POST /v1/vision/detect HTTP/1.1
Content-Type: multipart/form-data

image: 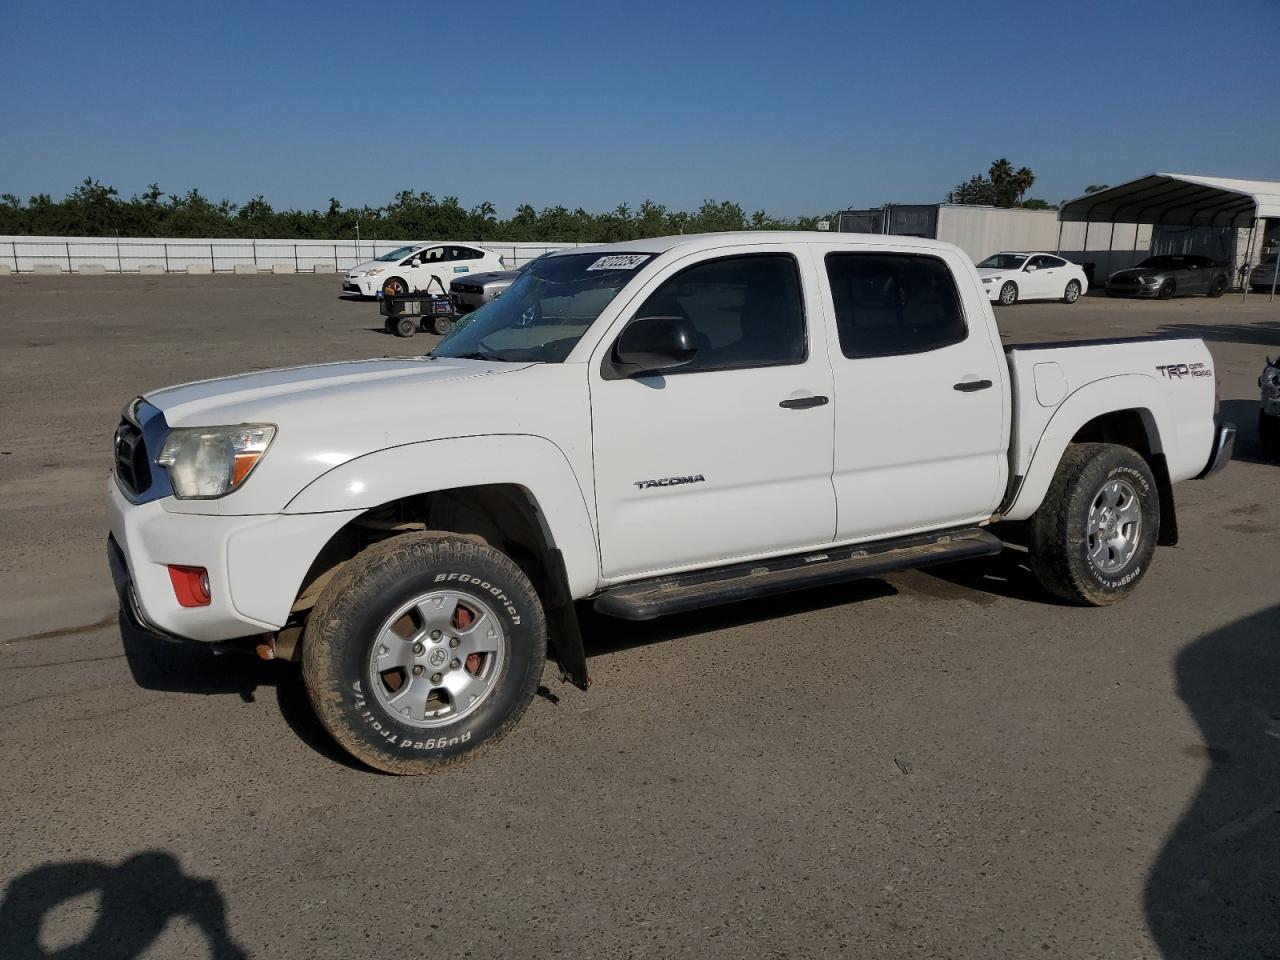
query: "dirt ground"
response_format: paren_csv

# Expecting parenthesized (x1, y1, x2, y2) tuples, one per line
(1, 273, 1278, 959)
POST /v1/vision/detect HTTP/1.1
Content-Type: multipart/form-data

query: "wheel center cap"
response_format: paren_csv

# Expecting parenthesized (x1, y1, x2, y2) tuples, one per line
(427, 647, 448, 669)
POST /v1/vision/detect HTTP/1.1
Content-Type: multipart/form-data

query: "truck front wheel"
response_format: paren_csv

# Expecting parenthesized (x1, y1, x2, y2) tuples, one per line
(1028, 443, 1159, 606)
(302, 533, 547, 774)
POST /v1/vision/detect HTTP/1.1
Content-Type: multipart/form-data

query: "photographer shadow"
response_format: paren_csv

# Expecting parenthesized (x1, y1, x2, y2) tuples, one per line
(0, 851, 248, 959)
(1145, 604, 1280, 957)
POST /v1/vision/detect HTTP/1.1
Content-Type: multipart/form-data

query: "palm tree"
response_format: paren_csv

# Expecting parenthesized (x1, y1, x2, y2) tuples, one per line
(1013, 167, 1035, 205)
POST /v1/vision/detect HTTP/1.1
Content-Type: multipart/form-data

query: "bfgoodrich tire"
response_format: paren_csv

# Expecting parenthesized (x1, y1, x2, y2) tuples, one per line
(302, 533, 547, 774)
(1028, 443, 1159, 606)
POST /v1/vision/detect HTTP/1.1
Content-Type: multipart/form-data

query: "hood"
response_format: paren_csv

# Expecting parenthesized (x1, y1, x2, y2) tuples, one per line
(976, 267, 1011, 280)
(452, 269, 518, 288)
(348, 256, 412, 276)
(146, 357, 527, 426)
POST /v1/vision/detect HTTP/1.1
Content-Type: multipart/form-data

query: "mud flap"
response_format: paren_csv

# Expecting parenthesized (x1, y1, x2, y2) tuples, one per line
(546, 548, 589, 690)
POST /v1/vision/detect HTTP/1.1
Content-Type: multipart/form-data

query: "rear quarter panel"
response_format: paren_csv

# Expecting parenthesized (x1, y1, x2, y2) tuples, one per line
(1003, 337, 1217, 521)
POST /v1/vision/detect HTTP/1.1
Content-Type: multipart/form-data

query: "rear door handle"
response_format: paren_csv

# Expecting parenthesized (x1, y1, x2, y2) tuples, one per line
(779, 395, 830, 409)
(953, 379, 993, 392)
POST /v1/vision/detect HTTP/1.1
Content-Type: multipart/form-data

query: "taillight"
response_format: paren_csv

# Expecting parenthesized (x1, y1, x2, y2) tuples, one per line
(168, 565, 211, 607)
(1215, 372, 1222, 416)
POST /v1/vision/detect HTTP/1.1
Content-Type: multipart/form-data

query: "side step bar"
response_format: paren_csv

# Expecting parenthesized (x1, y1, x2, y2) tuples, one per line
(593, 527, 1003, 621)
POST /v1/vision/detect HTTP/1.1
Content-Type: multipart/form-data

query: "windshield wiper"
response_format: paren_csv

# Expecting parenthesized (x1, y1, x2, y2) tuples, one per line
(439, 351, 509, 362)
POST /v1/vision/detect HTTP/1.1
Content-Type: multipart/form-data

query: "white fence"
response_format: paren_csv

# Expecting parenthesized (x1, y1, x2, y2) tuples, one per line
(0, 236, 588, 274)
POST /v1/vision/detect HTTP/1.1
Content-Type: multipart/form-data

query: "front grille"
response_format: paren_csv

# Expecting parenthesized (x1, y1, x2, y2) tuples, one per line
(453, 283, 483, 294)
(114, 416, 152, 497)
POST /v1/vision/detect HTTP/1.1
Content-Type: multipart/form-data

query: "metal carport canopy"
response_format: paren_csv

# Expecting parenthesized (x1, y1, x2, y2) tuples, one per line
(1058, 174, 1280, 227)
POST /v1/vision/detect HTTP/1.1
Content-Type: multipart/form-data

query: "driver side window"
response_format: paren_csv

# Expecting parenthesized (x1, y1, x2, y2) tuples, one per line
(631, 254, 807, 374)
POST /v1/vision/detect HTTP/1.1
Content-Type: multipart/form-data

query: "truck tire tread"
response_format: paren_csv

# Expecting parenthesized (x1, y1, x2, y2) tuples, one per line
(302, 532, 547, 775)
(1028, 442, 1159, 606)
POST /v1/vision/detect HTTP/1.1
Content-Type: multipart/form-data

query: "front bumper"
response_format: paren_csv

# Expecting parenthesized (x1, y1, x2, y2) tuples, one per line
(106, 474, 361, 643)
(342, 276, 381, 296)
(1196, 421, 1236, 479)
(1106, 282, 1162, 298)
(450, 289, 488, 312)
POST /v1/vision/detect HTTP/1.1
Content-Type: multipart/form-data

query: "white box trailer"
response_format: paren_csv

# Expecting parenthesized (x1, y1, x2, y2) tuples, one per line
(837, 203, 1154, 285)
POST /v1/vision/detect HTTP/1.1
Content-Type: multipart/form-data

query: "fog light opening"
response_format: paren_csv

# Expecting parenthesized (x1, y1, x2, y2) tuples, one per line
(168, 565, 212, 607)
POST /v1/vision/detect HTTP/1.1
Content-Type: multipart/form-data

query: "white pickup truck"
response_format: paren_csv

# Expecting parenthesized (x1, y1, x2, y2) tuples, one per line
(107, 232, 1234, 774)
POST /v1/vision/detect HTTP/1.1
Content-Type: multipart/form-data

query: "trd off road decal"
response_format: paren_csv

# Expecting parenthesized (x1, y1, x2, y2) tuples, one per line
(634, 474, 706, 490)
(1156, 361, 1212, 379)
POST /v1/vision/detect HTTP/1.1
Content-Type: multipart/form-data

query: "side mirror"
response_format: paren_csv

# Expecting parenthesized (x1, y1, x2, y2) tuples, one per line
(607, 316, 697, 379)
(1025, 264, 1038, 272)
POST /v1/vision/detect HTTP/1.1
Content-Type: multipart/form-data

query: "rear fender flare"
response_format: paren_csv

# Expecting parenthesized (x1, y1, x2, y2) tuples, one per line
(1005, 375, 1167, 522)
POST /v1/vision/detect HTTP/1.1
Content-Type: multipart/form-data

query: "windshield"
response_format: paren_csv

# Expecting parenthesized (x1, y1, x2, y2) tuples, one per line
(1138, 255, 1197, 269)
(375, 245, 418, 262)
(432, 252, 654, 363)
(978, 254, 1027, 270)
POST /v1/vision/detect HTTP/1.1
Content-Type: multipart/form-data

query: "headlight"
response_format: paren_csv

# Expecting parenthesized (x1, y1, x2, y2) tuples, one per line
(1142, 276, 1161, 284)
(156, 425, 276, 499)
(365, 268, 384, 276)
(1263, 366, 1280, 389)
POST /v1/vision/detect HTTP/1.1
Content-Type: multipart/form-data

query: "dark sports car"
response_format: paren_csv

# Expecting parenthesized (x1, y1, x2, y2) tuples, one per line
(1105, 254, 1229, 300)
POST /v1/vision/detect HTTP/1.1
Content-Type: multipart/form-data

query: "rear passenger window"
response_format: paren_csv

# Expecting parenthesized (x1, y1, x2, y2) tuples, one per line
(825, 253, 967, 359)
(450, 246, 483, 261)
(633, 254, 806, 372)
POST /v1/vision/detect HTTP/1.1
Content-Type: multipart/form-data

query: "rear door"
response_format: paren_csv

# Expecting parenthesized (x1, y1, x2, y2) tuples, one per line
(447, 245, 486, 278)
(589, 244, 837, 579)
(817, 246, 1009, 541)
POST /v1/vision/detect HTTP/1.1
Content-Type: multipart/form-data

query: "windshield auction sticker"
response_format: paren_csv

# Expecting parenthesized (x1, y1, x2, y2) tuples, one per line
(586, 254, 650, 271)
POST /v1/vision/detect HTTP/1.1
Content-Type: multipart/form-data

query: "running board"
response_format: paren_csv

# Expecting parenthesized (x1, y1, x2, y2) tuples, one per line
(593, 527, 1003, 621)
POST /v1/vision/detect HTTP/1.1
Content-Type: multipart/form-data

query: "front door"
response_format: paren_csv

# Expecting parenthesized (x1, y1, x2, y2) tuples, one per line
(816, 246, 1009, 541)
(590, 246, 837, 580)
(410, 246, 449, 294)
(1024, 254, 1059, 299)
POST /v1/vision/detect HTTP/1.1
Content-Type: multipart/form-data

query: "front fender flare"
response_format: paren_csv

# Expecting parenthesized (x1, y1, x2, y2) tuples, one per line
(283, 434, 600, 598)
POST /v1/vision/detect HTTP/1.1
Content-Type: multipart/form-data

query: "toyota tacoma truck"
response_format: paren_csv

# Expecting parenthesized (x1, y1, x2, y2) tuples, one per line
(107, 233, 1234, 774)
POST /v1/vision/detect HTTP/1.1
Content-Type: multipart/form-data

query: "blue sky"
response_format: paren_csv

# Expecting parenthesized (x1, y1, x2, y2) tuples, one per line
(1, 0, 1276, 217)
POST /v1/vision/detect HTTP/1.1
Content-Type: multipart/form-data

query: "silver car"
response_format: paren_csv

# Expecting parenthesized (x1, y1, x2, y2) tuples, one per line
(449, 252, 555, 313)
(1249, 253, 1278, 293)
(1105, 254, 1230, 299)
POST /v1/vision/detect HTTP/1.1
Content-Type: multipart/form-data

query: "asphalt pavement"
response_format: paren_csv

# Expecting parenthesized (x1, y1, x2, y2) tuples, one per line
(1, 274, 1278, 959)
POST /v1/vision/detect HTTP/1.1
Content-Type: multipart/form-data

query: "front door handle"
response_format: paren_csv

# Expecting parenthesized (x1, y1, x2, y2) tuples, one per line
(779, 395, 830, 409)
(953, 379, 993, 392)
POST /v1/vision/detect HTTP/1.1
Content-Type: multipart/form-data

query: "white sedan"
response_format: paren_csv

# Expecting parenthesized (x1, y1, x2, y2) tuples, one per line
(976, 252, 1088, 306)
(343, 243, 505, 297)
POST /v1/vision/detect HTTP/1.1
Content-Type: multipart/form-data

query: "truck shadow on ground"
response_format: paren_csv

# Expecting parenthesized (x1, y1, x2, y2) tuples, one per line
(0, 851, 249, 960)
(574, 579, 899, 658)
(118, 616, 363, 770)
(1157, 319, 1280, 348)
(1145, 603, 1280, 958)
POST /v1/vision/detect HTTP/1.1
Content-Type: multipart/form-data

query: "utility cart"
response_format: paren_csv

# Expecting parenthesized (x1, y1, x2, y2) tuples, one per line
(379, 292, 459, 338)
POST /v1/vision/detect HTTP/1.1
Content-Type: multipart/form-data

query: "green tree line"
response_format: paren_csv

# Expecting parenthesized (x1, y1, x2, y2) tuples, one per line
(0, 179, 835, 241)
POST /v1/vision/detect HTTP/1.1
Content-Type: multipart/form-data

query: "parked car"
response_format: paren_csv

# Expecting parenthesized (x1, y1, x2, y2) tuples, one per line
(342, 243, 504, 298)
(449, 252, 555, 313)
(1105, 254, 1229, 299)
(108, 232, 1232, 774)
(1260, 356, 1280, 458)
(976, 252, 1088, 305)
(1249, 253, 1278, 293)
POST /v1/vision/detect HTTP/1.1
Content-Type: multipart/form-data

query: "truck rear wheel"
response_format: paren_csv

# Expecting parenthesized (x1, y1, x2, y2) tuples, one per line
(1028, 443, 1159, 606)
(302, 533, 547, 774)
